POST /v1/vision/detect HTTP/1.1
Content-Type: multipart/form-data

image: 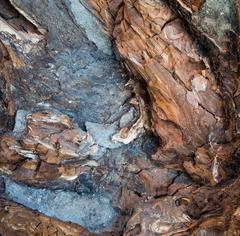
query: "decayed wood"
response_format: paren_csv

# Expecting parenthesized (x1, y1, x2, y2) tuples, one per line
(0, 198, 94, 236)
(0, 0, 240, 235)
(86, 0, 240, 185)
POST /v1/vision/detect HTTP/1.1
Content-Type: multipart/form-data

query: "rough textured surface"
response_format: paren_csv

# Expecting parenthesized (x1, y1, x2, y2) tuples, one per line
(86, 0, 240, 186)
(124, 177, 240, 235)
(0, 197, 94, 236)
(0, 0, 240, 235)
(0, 0, 133, 131)
(4, 178, 116, 233)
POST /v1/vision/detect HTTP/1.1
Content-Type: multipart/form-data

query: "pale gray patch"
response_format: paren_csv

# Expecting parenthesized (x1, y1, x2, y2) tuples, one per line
(120, 107, 136, 128)
(65, 0, 112, 55)
(192, 0, 236, 51)
(13, 109, 28, 137)
(86, 121, 122, 149)
(5, 178, 116, 233)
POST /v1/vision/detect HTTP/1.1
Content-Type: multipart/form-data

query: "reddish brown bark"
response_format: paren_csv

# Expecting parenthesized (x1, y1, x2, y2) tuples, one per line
(0, 0, 240, 235)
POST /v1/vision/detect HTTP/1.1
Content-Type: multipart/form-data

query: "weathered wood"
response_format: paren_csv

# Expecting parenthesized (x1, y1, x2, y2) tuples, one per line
(0, 0, 240, 235)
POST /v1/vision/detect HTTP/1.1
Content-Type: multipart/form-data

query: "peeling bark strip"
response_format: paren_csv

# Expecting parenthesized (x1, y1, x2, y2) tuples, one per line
(0, 0, 240, 235)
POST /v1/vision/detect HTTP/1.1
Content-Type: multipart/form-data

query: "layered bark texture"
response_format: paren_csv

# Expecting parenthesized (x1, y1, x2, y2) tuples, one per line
(86, 0, 239, 185)
(0, 0, 240, 235)
(0, 197, 93, 236)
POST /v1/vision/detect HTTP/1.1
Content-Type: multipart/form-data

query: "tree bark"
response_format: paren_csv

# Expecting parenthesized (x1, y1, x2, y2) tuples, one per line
(0, 0, 240, 235)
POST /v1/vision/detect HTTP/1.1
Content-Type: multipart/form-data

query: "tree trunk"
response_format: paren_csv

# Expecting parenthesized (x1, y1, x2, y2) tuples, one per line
(0, 0, 240, 235)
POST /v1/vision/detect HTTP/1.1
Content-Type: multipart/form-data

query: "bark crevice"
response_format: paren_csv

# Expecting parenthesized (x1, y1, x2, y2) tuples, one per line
(0, 0, 240, 235)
